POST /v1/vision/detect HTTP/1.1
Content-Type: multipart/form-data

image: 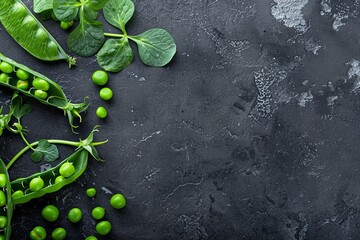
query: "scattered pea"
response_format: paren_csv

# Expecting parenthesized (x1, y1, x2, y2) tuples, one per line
(110, 193, 126, 209)
(0, 174, 6, 187)
(92, 70, 108, 85)
(29, 177, 44, 192)
(86, 187, 96, 197)
(30, 226, 46, 240)
(34, 90, 48, 100)
(96, 220, 112, 235)
(92, 207, 105, 220)
(67, 207, 82, 223)
(0, 62, 13, 73)
(0, 73, 9, 83)
(42, 205, 59, 222)
(16, 80, 29, 90)
(0, 216, 7, 228)
(16, 69, 29, 80)
(59, 162, 75, 178)
(99, 87, 113, 101)
(32, 78, 50, 91)
(96, 106, 107, 119)
(12, 190, 24, 198)
(55, 176, 65, 184)
(0, 190, 6, 207)
(85, 236, 97, 240)
(51, 227, 67, 240)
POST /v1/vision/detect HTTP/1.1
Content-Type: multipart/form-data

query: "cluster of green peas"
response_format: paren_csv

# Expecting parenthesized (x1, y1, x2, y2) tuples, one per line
(11, 162, 75, 200)
(0, 61, 50, 100)
(92, 70, 113, 119)
(29, 188, 126, 240)
(0, 174, 9, 239)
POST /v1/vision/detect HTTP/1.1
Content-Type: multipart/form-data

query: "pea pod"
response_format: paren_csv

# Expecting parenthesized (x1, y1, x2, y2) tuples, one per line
(0, 1, 75, 66)
(0, 158, 13, 240)
(11, 149, 88, 205)
(0, 53, 88, 131)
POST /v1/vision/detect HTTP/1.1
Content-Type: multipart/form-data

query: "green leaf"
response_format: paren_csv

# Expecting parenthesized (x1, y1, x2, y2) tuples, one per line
(97, 38, 134, 72)
(53, 0, 81, 22)
(130, 29, 176, 67)
(34, 0, 53, 13)
(31, 139, 59, 163)
(85, 0, 108, 10)
(10, 94, 32, 121)
(103, 0, 134, 33)
(67, 12, 105, 57)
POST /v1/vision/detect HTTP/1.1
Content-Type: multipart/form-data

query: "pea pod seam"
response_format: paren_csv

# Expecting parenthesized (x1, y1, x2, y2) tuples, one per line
(0, 158, 13, 240)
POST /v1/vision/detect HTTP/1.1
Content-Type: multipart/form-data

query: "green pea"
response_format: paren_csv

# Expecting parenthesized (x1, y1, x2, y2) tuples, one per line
(0, 190, 6, 207)
(85, 236, 97, 240)
(92, 70, 108, 85)
(42, 205, 59, 222)
(86, 187, 96, 197)
(16, 69, 30, 80)
(99, 87, 113, 101)
(67, 207, 82, 223)
(51, 227, 67, 240)
(0, 62, 13, 73)
(16, 80, 29, 90)
(0, 174, 6, 188)
(29, 177, 44, 192)
(30, 226, 46, 240)
(32, 78, 50, 91)
(0, 73, 9, 83)
(96, 220, 112, 235)
(0, 216, 7, 228)
(34, 90, 48, 100)
(59, 162, 75, 178)
(55, 175, 65, 184)
(60, 21, 74, 30)
(12, 190, 24, 199)
(110, 193, 126, 209)
(91, 206, 105, 220)
(96, 106, 108, 119)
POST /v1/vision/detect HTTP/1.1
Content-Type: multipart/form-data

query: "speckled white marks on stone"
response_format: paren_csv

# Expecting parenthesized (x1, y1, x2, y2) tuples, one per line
(346, 60, 360, 93)
(271, 0, 309, 32)
(298, 91, 313, 107)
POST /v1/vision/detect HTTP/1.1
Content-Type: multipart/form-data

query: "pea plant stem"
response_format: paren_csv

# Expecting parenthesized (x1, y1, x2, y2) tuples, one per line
(6, 139, 107, 170)
(104, 33, 125, 38)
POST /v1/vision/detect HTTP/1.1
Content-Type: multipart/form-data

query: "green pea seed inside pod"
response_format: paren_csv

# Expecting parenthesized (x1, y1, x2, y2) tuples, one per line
(32, 78, 50, 91)
(0, 73, 9, 83)
(16, 80, 29, 91)
(55, 175, 65, 184)
(59, 162, 75, 178)
(34, 90, 48, 100)
(0, 190, 6, 207)
(16, 69, 29, 80)
(0, 62, 13, 73)
(11, 190, 24, 199)
(0, 174, 6, 188)
(29, 177, 44, 192)
(0, 216, 7, 228)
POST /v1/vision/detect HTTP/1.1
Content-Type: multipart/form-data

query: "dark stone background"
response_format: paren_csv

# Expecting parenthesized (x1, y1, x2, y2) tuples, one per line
(1, 0, 360, 239)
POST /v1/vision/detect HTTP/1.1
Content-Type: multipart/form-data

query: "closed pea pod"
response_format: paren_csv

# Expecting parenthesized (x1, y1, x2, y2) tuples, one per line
(0, 158, 13, 240)
(11, 149, 89, 205)
(0, 1, 75, 66)
(0, 54, 88, 131)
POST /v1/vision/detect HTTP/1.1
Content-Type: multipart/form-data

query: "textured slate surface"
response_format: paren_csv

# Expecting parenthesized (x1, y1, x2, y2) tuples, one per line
(1, 0, 360, 239)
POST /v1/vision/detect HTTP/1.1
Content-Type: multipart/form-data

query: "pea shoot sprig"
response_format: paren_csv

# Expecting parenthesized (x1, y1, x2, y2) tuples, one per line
(34, 0, 176, 72)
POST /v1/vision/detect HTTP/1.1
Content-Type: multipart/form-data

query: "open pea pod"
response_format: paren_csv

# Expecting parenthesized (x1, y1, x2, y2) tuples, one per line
(0, 158, 13, 240)
(0, 0, 75, 66)
(11, 149, 88, 205)
(0, 53, 88, 131)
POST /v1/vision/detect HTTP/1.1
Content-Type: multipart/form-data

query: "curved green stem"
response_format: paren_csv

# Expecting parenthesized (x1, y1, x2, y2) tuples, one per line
(6, 139, 107, 170)
(104, 32, 125, 38)
(19, 131, 35, 151)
